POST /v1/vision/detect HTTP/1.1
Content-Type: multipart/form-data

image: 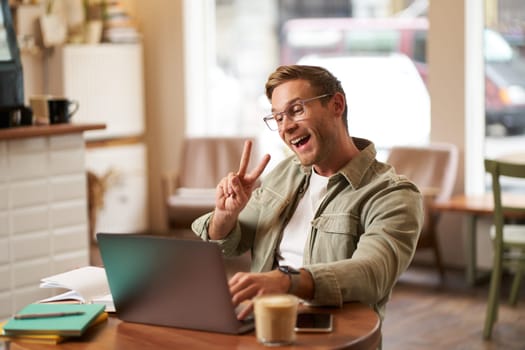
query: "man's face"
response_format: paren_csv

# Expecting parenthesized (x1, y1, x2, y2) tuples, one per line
(270, 79, 338, 168)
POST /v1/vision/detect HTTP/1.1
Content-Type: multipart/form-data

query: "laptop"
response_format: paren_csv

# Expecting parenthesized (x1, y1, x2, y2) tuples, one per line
(96, 233, 254, 334)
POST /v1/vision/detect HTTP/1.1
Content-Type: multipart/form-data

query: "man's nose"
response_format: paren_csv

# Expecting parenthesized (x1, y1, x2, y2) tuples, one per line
(280, 113, 297, 131)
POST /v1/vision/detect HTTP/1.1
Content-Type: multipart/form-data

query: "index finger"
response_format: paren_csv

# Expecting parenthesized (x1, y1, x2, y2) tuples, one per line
(245, 154, 271, 183)
(237, 140, 252, 177)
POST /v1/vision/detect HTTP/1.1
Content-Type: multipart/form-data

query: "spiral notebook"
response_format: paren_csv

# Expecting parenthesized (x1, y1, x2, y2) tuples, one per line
(96, 233, 254, 334)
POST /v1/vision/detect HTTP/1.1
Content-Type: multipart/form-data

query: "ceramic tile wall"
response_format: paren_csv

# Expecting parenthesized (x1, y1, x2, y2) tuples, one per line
(0, 133, 89, 319)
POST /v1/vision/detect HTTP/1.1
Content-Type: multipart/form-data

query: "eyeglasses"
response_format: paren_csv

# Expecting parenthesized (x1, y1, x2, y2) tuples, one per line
(263, 94, 332, 131)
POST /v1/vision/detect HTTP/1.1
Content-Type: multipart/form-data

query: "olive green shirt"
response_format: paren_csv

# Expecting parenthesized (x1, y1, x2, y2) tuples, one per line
(192, 138, 423, 318)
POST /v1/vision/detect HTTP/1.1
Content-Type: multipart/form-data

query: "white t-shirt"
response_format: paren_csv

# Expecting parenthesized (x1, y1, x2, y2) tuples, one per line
(279, 170, 329, 268)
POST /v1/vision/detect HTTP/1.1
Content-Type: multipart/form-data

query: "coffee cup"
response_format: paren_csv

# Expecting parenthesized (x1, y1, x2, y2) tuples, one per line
(253, 294, 299, 346)
(0, 105, 33, 128)
(30, 96, 79, 124)
(47, 98, 79, 124)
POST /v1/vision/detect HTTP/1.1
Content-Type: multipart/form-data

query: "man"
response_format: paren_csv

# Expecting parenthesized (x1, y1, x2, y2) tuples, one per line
(192, 65, 423, 320)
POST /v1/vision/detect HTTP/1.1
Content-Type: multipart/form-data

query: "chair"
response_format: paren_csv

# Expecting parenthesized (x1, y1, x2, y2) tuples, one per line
(162, 136, 257, 229)
(483, 159, 525, 339)
(386, 143, 459, 280)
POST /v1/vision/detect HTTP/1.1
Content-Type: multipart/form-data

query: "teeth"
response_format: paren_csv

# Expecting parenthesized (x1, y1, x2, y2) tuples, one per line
(291, 136, 307, 145)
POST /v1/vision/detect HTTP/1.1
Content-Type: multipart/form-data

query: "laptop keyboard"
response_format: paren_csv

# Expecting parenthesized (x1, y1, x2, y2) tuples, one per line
(235, 304, 254, 322)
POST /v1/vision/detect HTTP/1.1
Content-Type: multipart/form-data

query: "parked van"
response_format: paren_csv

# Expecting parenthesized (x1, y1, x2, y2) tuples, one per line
(282, 17, 525, 136)
(298, 53, 430, 150)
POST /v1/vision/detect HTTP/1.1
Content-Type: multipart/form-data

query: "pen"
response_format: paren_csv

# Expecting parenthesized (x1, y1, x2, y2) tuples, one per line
(14, 311, 85, 320)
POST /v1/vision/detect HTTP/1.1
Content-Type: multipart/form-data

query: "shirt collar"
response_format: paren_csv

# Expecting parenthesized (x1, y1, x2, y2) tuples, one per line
(294, 137, 377, 189)
(338, 137, 377, 189)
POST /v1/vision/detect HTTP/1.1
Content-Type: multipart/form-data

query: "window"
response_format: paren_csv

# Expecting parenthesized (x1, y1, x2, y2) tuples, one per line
(344, 30, 400, 53)
(484, 0, 525, 191)
(186, 0, 525, 186)
(186, 1, 431, 165)
(412, 30, 427, 63)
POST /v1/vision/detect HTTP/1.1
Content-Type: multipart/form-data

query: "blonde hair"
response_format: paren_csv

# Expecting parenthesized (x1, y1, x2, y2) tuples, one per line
(265, 65, 348, 130)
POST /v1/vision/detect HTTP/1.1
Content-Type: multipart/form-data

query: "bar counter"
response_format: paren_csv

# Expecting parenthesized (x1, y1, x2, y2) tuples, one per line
(0, 123, 106, 140)
(0, 122, 105, 321)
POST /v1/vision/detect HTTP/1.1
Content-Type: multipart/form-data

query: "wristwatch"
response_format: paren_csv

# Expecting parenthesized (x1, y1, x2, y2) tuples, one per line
(278, 265, 301, 294)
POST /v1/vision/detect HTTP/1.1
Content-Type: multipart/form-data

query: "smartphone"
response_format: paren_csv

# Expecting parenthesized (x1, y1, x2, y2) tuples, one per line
(294, 313, 333, 333)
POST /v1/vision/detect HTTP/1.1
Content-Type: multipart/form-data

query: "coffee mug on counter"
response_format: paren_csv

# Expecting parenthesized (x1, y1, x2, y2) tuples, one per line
(48, 98, 79, 124)
(30, 95, 79, 124)
(0, 105, 33, 128)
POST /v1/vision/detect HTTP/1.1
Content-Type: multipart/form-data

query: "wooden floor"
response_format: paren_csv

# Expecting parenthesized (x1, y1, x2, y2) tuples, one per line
(90, 240, 524, 349)
(383, 266, 525, 350)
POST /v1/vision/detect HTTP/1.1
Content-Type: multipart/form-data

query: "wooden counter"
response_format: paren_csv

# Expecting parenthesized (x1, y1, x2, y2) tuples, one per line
(0, 123, 106, 140)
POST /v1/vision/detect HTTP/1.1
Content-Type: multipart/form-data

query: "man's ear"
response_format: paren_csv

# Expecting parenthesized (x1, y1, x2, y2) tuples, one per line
(332, 92, 345, 116)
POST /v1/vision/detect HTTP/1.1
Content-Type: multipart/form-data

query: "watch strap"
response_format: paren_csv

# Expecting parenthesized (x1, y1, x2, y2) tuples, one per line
(278, 265, 301, 294)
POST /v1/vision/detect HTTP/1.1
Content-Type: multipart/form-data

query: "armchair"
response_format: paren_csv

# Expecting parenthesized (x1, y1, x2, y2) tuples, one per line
(163, 136, 257, 229)
(386, 143, 459, 280)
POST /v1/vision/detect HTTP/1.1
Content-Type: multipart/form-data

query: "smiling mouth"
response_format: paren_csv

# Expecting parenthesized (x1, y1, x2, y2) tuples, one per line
(290, 135, 310, 148)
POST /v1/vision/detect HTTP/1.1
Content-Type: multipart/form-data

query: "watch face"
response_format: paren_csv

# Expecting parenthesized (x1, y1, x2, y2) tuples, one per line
(279, 265, 300, 275)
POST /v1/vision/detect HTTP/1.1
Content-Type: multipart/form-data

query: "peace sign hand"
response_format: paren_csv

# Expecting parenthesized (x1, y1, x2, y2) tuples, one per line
(209, 140, 271, 240)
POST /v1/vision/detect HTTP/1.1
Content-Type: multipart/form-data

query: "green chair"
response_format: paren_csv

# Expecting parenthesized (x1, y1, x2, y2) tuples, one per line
(483, 159, 525, 339)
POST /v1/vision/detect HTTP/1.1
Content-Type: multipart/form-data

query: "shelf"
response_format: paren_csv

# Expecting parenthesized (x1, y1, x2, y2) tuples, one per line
(0, 123, 106, 140)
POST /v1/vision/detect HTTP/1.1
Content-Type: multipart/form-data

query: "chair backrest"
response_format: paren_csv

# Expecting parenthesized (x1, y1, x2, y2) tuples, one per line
(386, 143, 459, 203)
(485, 159, 525, 227)
(177, 136, 257, 188)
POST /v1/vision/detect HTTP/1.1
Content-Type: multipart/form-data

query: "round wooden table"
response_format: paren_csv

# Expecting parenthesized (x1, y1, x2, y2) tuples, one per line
(8, 302, 381, 350)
